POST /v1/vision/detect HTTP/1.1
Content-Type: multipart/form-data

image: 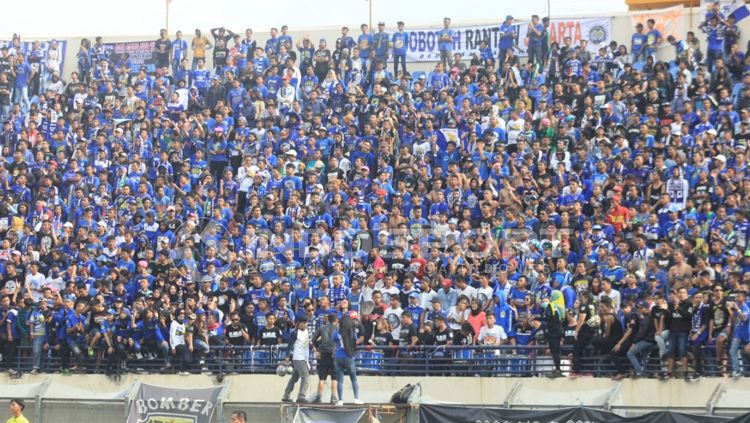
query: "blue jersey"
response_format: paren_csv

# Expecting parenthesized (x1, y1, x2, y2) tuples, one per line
(192, 68, 211, 89)
(392, 31, 409, 56)
(437, 28, 455, 52)
(172, 39, 188, 62)
(357, 34, 373, 59)
(66, 312, 87, 344)
(733, 303, 750, 341)
(631, 33, 647, 54)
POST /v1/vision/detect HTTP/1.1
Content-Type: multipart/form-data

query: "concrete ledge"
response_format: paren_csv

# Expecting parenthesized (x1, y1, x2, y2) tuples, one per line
(1, 374, 748, 409)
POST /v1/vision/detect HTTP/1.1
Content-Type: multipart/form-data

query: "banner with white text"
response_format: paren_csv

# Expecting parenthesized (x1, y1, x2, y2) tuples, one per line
(126, 383, 222, 423)
(0, 40, 67, 75)
(403, 17, 611, 62)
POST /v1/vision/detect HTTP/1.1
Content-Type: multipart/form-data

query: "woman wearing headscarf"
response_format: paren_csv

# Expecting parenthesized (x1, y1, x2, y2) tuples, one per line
(542, 290, 565, 378)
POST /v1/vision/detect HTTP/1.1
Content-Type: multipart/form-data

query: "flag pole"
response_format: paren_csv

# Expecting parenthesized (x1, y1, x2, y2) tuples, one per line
(369, 0, 373, 29)
(166, 0, 170, 34)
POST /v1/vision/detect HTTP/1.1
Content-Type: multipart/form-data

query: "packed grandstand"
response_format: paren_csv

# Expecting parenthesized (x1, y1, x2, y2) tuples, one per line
(0, 2, 749, 397)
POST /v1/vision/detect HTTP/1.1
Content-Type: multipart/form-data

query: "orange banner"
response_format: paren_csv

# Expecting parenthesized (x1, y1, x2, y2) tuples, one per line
(630, 5, 685, 46)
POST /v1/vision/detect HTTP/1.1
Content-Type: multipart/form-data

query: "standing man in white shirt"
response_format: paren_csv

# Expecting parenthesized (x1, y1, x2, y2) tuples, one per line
(282, 317, 311, 403)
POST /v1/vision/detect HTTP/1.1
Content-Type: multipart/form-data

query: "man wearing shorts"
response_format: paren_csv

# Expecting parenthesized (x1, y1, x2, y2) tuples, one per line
(311, 313, 338, 403)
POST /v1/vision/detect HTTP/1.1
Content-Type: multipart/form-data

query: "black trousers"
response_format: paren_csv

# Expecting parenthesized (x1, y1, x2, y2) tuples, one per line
(546, 335, 562, 371)
(572, 329, 593, 373)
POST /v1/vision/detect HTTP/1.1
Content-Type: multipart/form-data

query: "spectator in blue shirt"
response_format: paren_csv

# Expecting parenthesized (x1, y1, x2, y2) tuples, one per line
(391, 21, 409, 78)
(437, 17, 455, 69)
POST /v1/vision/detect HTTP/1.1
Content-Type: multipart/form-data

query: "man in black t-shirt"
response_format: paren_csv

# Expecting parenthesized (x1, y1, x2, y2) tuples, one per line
(431, 315, 453, 374)
(398, 311, 418, 348)
(257, 313, 282, 346)
(155, 29, 172, 69)
(225, 311, 250, 348)
(626, 300, 656, 377)
(666, 287, 693, 378)
(571, 291, 597, 376)
(708, 284, 731, 374)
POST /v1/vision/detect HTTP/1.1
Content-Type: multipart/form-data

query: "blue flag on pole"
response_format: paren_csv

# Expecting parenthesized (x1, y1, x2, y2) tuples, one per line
(729, 0, 750, 22)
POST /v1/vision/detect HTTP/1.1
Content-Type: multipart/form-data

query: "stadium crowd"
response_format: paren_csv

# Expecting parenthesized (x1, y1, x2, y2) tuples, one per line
(0, 2, 749, 385)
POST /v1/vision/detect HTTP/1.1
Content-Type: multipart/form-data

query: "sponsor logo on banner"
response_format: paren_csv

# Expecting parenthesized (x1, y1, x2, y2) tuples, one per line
(404, 17, 611, 62)
(630, 5, 685, 46)
(517, 18, 612, 49)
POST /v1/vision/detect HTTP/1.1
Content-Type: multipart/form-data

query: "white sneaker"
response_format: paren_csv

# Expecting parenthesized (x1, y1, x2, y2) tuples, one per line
(335, 400, 344, 407)
(353, 398, 364, 405)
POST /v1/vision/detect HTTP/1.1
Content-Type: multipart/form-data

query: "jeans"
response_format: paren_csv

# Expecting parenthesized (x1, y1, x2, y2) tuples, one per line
(14, 85, 29, 113)
(284, 359, 310, 401)
(439, 50, 451, 69)
(729, 337, 747, 373)
(667, 331, 688, 358)
(632, 49, 647, 63)
(627, 340, 655, 374)
(68, 340, 86, 366)
(32, 335, 45, 370)
(655, 330, 670, 358)
(393, 54, 406, 78)
(527, 44, 542, 66)
(334, 356, 359, 400)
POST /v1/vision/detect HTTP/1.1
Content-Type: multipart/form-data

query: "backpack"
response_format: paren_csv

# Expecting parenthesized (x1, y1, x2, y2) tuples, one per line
(390, 383, 421, 404)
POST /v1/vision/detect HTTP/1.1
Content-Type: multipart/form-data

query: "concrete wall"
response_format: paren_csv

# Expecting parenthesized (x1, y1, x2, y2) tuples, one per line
(46, 7, 750, 80)
(1, 373, 749, 422)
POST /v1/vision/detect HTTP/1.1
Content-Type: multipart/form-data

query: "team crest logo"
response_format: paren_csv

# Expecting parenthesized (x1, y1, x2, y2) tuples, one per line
(588, 25, 607, 45)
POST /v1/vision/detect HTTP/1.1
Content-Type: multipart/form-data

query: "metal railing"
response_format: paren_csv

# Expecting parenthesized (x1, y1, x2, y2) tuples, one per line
(5, 343, 745, 379)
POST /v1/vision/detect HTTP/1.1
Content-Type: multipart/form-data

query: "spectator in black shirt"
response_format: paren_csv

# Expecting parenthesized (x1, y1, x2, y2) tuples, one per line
(257, 313, 282, 346)
(667, 287, 692, 379)
(225, 311, 250, 348)
(627, 300, 656, 377)
(612, 301, 638, 380)
(708, 285, 731, 375)
(571, 291, 597, 377)
(541, 293, 564, 378)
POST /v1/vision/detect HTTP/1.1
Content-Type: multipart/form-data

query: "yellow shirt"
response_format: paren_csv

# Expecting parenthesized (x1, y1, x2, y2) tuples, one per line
(7, 415, 30, 423)
(191, 36, 210, 59)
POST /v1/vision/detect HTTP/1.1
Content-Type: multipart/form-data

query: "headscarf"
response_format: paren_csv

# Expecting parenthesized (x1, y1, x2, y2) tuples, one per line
(549, 290, 566, 321)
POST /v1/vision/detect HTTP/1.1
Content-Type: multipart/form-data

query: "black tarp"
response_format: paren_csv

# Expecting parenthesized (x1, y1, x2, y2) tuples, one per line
(419, 405, 747, 423)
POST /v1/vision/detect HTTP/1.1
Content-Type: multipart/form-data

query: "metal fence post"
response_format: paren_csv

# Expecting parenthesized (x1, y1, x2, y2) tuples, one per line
(124, 380, 142, 420)
(215, 381, 231, 423)
(34, 377, 52, 423)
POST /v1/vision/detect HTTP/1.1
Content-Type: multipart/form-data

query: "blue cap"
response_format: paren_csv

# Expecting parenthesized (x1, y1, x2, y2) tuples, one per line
(107, 308, 117, 315)
(685, 213, 698, 221)
(195, 308, 205, 315)
(409, 292, 420, 299)
(120, 308, 132, 318)
(64, 294, 76, 302)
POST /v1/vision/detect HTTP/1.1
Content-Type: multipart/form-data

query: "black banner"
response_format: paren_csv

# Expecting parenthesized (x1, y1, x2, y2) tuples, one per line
(419, 405, 747, 423)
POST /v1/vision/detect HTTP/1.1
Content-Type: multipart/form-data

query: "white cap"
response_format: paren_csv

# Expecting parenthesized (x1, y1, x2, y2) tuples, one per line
(287, 149, 297, 156)
(715, 154, 726, 163)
